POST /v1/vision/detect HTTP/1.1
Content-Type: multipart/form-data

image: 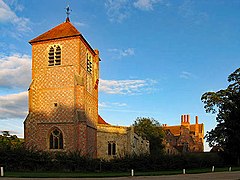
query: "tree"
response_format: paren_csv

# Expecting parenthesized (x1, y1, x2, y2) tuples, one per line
(0, 131, 22, 150)
(201, 68, 240, 165)
(133, 117, 165, 156)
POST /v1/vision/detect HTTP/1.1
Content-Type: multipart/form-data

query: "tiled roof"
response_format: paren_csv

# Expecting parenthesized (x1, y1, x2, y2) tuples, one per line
(98, 115, 109, 125)
(163, 123, 204, 136)
(29, 21, 81, 43)
(163, 125, 181, 136)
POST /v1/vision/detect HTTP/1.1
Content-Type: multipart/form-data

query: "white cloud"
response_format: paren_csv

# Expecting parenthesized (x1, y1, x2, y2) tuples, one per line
(105, 0, 130, 23)
(99, 102, 127, 108)
(0, 54, 31, 89)
(6, 0, 24, 12)
(133, 0, 161, 11)
(73, 21, 87, 27)
(0, 91, 28, 119)
(178, 0, 208, 24)
(99, 79, 157, 95)
(108, 48, 135, 59)
(180, 71, 195, 79)
(105, 0, 169, 22)
(0, 1, 31, 34)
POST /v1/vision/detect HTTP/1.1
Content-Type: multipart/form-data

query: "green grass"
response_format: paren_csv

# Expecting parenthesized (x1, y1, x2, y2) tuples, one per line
(5, 171, 130, 178)
(4, 167, 240, 178)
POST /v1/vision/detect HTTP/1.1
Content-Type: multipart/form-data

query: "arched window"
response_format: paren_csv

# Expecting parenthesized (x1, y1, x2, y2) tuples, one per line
(55, 46, 61, 65)
(48, 47, 54, 66)
(48, 45, 61, 66)
(108, 141, 116, 155)
(49, 128, 63, 149)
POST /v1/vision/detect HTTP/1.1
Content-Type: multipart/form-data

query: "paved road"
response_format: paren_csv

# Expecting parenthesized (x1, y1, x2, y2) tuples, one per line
(1, 171, 240, 180)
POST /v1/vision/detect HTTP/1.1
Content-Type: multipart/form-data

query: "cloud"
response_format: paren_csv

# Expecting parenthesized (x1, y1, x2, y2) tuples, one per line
(99, 79, 157, 95)
(0, 91, 28, 119)
(178, 0, 208, 24)
(73, 21, 87, 27)
(5, 0, 24, 12)
(0, 1, 31, 36)
(105, 0, 131, 23)
(133, 0, 161, 11)
(105, 0, 170, 22)
(0, 54, 31, 89)
(108, 48, 135, 59)
(99, 102, 127, 108)
(180, 71, 195, 79)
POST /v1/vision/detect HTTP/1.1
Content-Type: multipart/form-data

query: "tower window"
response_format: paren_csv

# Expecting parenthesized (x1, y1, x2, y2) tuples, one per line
(87, 53, 93, 74)
(48, 45, 61, 66)
(50, 128, 63, 149)
(48, 47, 54, 66)
(108, 141, 116, 155)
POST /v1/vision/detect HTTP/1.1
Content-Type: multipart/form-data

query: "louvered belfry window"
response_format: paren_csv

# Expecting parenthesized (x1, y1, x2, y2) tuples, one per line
(48, 45, 61, 66)
(87, 53, 93, 73)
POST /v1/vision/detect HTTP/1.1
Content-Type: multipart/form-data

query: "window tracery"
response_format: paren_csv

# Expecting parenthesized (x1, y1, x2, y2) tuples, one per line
(49, 128, 63, 149)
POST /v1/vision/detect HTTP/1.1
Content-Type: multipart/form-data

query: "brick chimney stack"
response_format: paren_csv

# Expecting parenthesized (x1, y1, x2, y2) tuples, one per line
(195, 116, 199, 135)
(195, 116, 199, 124)
(181, 114, 190, 129)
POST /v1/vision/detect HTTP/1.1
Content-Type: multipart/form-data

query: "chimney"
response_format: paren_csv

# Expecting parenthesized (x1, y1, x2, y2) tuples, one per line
(187, 114, 190, 123)
(184, 115, 187, 122)
(181, 115, 184, 123)
(195, 116, 199, 135)
(195, 116, 199, 124)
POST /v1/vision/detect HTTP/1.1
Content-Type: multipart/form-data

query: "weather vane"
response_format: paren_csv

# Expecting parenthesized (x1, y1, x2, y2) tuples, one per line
(65, 4, 72, 21)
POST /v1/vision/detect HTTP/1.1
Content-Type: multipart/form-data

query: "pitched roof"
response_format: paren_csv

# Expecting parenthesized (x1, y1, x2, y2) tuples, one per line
(163, 125, 181, 136)
(98, 115, 109, 125)
(29, 21, 81, 44)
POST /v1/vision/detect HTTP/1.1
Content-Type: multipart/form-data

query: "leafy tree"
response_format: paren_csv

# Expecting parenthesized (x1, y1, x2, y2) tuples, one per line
(0, 131, 23, 150)
(133, 117, 165, 156)
(201, 68, 240, 165)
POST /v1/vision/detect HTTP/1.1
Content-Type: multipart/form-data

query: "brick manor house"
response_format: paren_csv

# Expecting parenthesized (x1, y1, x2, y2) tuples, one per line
(24, 16, 204, 159)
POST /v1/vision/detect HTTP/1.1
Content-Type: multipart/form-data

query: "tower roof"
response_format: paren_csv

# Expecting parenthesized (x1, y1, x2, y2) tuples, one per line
(29, 21, 81, 44)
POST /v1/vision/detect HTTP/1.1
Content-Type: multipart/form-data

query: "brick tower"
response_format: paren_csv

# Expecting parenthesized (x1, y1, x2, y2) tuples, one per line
(24, 16, 100, 157)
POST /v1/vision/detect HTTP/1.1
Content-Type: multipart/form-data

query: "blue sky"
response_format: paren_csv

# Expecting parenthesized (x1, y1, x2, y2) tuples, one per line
(0, 0, 239, 151)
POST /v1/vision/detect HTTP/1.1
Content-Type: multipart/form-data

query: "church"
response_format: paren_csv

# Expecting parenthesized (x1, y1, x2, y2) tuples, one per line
(24, 10, 204, 159)
(24, 14, 149, 159)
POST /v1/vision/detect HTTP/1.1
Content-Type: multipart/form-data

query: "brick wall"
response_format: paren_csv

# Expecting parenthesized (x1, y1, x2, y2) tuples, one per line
(25, 34, 99, 154)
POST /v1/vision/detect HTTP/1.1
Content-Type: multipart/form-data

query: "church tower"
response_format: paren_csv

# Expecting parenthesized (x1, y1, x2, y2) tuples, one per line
(24, 14, 100, 157)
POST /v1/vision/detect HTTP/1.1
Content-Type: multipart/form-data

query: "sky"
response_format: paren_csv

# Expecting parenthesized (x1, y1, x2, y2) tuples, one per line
(0, 0, 239, 151)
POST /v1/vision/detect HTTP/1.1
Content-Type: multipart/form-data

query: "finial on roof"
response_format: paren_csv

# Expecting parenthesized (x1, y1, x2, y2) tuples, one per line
(65, 5, 72, 22)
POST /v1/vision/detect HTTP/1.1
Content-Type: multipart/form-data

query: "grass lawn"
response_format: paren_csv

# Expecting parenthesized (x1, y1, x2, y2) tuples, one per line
(4, 167, 240, 178)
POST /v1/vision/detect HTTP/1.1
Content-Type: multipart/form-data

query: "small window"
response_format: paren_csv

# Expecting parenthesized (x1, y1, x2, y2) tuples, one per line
(108, 141, 116, 155)
(48, 47, 54, 66)
(87, 53, 93, 74)
(50, 128, 63, 149)
(48, 45, 61, 66)
(55, 46, 61, 65)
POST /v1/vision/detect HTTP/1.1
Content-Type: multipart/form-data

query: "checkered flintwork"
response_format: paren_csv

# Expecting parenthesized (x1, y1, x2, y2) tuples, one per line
(24, 19, 149, 159)
(24, 21, 99, 157)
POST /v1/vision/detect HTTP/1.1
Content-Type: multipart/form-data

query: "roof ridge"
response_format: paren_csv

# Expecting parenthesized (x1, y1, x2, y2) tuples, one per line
(29, 21, 81, 44)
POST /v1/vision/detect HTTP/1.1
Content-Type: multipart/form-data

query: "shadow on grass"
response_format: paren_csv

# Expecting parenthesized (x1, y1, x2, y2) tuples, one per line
(5, 167, 240, 178)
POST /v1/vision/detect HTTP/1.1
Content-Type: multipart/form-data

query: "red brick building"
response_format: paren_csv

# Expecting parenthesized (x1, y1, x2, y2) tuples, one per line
(163, 115, 204, 154)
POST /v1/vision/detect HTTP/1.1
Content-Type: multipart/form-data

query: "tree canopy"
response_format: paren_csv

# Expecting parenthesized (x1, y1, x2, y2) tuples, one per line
(0, 131, 23, 150)
(201, 68, 240, 165)
(133, 117, 165, 156)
